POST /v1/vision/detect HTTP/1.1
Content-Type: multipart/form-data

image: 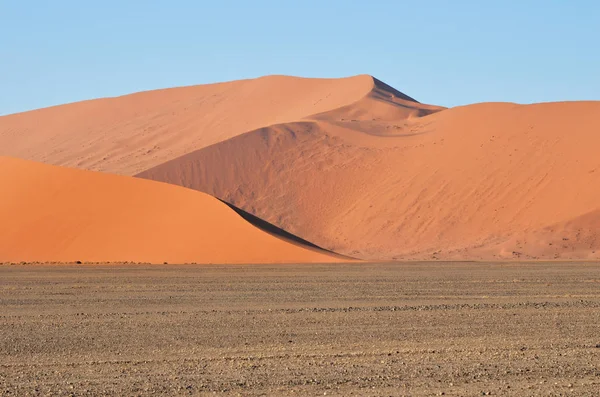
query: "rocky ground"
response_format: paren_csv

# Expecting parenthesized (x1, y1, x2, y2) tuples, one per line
(1, 262, 599, 396)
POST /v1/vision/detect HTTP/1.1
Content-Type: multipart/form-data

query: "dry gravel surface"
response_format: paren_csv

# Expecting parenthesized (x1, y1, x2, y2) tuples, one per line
(1, 262, 599, 396)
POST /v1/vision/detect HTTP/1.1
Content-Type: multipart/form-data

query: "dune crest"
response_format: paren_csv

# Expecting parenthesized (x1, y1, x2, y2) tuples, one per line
(0, 75, 383, 175)
(0, 157, 341, 264)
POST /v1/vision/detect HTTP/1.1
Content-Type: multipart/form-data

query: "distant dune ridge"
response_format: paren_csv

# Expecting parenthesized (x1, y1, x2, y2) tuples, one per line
(1, 75, 600, 262)
(0, 75, 378, 175)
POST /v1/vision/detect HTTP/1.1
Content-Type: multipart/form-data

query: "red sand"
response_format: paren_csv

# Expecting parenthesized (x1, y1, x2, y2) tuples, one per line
(137, 82, 600, 260)
(0, 75, 377, 175)
(0, 157, 339, 264)
(2, 75, 600, 261)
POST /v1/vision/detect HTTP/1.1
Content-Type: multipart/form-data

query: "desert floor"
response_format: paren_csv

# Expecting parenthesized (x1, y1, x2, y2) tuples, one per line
(1, 262, 599, 396)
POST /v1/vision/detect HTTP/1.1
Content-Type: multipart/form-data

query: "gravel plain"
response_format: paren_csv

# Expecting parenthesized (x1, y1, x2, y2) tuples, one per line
(1, 262, 599, 396)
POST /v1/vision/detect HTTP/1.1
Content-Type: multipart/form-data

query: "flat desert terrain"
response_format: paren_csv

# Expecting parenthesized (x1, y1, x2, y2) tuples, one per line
(1, 262, 599, 396)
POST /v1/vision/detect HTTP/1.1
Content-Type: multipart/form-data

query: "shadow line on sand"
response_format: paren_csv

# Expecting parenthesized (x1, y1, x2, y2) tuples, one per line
(218, 199, 356, 261)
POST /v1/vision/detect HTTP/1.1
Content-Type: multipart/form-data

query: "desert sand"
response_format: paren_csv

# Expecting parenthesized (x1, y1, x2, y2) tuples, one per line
(1, 75, 600, 262)
(0, 75, 379, 175)
(0, 157, 339, 264)
(139, 99, 600, 260)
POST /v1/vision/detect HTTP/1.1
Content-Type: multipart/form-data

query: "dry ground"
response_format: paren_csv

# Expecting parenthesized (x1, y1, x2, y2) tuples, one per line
(1, 262, 599, 396)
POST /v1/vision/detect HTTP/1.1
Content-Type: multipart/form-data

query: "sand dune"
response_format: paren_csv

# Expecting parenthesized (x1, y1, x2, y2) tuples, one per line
(0, 75, 378, 175)
(2, 74, 600, 261)
(0, 157, 340, 264)
(138, 100, 600, 260)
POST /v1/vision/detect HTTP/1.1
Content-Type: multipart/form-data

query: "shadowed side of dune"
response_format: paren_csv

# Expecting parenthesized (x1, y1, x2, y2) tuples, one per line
(218, 198, 354, 260)
(372, 77, 420, 102)
(308, 76, 445, 132)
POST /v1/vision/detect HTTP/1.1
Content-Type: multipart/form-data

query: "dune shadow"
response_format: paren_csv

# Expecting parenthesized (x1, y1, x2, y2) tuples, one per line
(218, 199, 354, 260)
(372, 77, 420, 103)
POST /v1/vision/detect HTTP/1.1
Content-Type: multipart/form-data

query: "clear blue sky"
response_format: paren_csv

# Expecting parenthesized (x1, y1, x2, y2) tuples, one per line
(2, 1, 599, 115)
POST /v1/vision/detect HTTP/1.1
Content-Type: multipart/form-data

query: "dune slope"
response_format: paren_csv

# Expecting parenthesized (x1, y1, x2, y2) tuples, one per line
(4, 74, 599, 261)
(0, 157, 340, 264)
(0, 75, 382, 175)
(138, 100, 600, 260)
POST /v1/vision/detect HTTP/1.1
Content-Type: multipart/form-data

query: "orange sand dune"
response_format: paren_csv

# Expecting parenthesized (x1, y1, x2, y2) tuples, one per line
(138, 99, 600, 260)
(3, 74, 600, 261)
(0, 75, 386, 175)
(0, 157, 341, 264)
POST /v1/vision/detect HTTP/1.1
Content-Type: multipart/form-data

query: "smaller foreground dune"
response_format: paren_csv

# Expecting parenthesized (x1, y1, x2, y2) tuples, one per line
(0, 157, 340, 264)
